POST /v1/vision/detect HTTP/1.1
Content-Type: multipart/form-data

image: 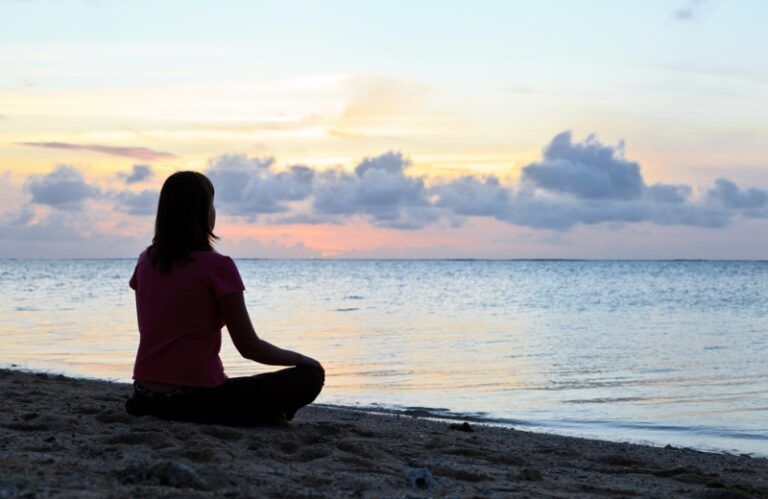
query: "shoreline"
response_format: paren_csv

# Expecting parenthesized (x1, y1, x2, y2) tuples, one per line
(6, 363, 764, 459)
(1, 368, 767, 497)
(316, 403, 768, 459)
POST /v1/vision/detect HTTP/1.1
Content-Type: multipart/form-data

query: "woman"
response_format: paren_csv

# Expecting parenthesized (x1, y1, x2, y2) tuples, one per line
(125, 171, 324, 426)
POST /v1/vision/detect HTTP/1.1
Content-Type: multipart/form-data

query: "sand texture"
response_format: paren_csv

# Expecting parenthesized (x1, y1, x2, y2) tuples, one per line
(0, 368, 766, 498)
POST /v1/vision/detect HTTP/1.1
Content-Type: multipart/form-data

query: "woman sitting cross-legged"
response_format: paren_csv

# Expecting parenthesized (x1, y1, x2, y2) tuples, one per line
(125, 171, 324, 426)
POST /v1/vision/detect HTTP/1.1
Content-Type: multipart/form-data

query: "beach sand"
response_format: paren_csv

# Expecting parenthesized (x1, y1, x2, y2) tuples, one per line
(1, 369, 766, 498)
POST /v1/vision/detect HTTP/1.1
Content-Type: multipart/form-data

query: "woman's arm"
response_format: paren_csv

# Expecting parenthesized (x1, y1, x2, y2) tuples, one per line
(219, 291, 323, 371)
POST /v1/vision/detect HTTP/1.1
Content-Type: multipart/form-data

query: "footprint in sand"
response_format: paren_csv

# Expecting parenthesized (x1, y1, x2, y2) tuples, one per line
(74, 406, 102, 415)
(309, 421, 356, 436)
(299, 475, 333, 487)
(2, 422, 50, 432)
(444, 445, 487, 459)
(335, 441, 379, 459)
(95, 412, 134, 424)
(352, 427, 376, 438)
(299, 431, 328, 446)
(180, 446, 219, 463)
(485, 452, 527, 467)
(334, 453, 376, 469)
(596, 454, 648, 468)
(432, 464, 492, 483)
(21, 445, 60, 453)
(294, 445, 332, 462)
(103, 432, 151, 445)
(445, 446, 527, 466)
(199, 426, 243, 441)
(277, 440, 300, 454)
(91, 395, 125, 403)
(149, 436, 176, 449)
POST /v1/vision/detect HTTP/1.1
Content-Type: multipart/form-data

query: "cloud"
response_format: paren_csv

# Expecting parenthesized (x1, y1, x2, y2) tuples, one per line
(114, 189, 158, 216)
(497, 195, 730, 230)
(24, 165, 99, 210)
(198, 133, 768, 231)
(203, 151, 439, 229)
(433, 132, 761, 230)
(19, 142, 176, 160)
(3, 203, 35, 226)
(118, 164, 154, 184)
(521, 131, 644, 200)
(204, 154, 314, 216)
(6, 131, 768, 239)
(433, 176, 510, 217)
(312, 152, 438, 229)
(0, 209, 86, 242)
(672, 0, 710, 21)
(0, 205, 143, 258)
(707, 178, 768, 218)
(646, 183, 692, 204)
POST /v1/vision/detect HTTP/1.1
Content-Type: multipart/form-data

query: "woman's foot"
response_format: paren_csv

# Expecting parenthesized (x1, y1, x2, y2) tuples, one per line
(266, 413, 292, 428)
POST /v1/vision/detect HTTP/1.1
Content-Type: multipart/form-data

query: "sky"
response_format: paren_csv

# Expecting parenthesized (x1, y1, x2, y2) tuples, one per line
(1, 0, 767, 258)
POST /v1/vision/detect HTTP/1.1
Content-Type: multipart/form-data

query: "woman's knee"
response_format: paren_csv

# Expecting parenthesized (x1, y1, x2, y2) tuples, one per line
(296, 364, 324, 397)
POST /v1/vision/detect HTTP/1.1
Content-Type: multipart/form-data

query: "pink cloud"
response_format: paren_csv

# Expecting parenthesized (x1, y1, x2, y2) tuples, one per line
(19, 142, 176, 161)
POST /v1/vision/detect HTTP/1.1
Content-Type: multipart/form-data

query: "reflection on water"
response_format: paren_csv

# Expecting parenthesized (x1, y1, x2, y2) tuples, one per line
(1, 259, 767, 455)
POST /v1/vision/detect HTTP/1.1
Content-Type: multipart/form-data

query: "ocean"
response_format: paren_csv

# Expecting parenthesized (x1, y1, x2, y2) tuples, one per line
(1, 259, 766, 455)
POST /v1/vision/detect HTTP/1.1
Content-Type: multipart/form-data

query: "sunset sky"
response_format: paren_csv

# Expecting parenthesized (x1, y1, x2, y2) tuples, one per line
(1, 0, 767, 258)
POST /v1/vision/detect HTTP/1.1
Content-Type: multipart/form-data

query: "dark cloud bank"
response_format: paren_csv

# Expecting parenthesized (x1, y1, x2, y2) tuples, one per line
(7, 132, 768, 234)
(202, 131, 768, 231)
(24, 165, 100, 210)
(19, 164, 158, 217)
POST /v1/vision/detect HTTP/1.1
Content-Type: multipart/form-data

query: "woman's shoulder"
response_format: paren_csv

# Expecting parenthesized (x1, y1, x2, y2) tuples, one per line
(191, 250, 235, 263)
(191, 250, 239, 274)
(135, 248, 150, 265)
(192, 251, 245, 294)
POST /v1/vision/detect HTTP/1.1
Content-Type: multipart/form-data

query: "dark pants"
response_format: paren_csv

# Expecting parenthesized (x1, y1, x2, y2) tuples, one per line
(125, 365, 324, 426)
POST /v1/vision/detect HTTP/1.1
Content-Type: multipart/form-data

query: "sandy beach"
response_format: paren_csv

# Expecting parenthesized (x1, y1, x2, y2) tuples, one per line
(1, 368, 766, 498)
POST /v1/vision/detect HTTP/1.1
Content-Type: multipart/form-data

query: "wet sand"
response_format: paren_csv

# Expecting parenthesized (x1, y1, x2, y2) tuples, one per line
(1, 368, 766, 498)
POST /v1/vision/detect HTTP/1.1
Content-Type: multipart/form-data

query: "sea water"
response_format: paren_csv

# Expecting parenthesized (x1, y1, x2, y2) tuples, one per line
(1, 259, 766, 455)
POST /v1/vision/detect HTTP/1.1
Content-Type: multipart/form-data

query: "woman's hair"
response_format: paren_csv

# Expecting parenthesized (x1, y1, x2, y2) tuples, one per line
(148, 171, 218, 273)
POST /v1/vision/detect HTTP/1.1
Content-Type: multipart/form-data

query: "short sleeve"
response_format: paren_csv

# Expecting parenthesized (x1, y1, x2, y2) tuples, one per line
(209, 256, 245, 298)
(129, 251, 146, 290)
(129, 265, 138, 290)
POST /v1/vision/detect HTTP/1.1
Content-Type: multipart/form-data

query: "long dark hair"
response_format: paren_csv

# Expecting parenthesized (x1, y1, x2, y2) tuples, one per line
(149, 171, 218, 273)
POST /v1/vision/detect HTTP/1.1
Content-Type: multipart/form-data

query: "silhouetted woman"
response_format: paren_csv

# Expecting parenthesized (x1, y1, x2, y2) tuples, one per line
(125, 171, 324, 425)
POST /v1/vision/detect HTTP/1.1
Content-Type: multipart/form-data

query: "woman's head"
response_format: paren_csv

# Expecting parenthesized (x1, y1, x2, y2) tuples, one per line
(149, 171, 218, 272)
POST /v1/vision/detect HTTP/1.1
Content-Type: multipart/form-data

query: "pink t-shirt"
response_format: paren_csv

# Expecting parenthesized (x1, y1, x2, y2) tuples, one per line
(129, 249, 245, 387)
